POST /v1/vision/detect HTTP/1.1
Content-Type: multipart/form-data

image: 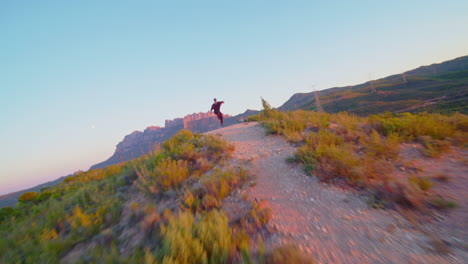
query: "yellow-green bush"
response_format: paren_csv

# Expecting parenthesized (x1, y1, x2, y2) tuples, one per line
(66, 206, 94, 228)
(202, 194, 222, 210)
(156, 159, 190, 190)
(362, 130, 400, 160)
(305, 130, 345, 149)
(162, 129, 194, 158)
(242, 201, 273, 231)
(0, 207, 17, 222)
(198, 134, 234, 161)
(316, 144, 361, 182)
(430, 197, 459, 209)
(136, 158, 190, 193)
(408, 176, 434, 191)
(35, 190, 57, 202)
(418, 136, 451, 157)
(160, 210, 233, 264)
(370, 112, 459, 141)
(201, 168, 248, 201)
(266, 244, 314, 264)
(18, 191, 38, 202)
(358, 157, 394, 180)
(331, 112, 361, 132)
(63, 166, 119, 185)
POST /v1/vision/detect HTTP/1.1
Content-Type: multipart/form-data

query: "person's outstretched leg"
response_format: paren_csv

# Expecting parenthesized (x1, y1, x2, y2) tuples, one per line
(218, 112, 224, 126)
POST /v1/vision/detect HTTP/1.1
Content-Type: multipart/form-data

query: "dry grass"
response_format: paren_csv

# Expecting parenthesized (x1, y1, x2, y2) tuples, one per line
(256, 99, 468, 210)
(266, 244, 315, 264)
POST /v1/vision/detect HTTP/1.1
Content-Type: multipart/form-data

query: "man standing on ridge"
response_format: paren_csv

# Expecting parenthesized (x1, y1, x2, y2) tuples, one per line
(210, 98, 224, 126)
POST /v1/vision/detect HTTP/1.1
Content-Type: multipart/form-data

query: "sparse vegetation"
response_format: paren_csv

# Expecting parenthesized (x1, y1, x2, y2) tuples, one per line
(430, 197, 459, 209)
(257, 98, 468, 209)
(0, 129, 278, 263)
(408, 176, 434, 191)
(417, 136, 452, 157)
(266, 244, 315, 264)
(159, 210, 233, 264)
(18, 191, 38, 203)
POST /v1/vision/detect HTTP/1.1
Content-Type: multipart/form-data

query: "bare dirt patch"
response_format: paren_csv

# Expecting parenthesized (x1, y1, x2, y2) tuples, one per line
(394, 144, 468, 258)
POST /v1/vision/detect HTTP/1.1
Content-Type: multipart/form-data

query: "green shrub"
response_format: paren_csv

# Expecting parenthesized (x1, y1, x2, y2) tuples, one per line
(352, 157, 394, 183)
(0, 207, 17, 222)
(201, 167, 248, 201)
(417, 136, 451, 157)
(18, 191, 38, 203)
(266, 244, 314, 264)
(362, 130, 400, 160)
(160, 210, 233, 264)
(242, 201, 273, 231)
(35, 190, 56, 202)
(156, 159, 190, 190)
(63, 176, 76, 183)
(284, 131, 303, 143)
(199, 134, 234, 161)
(181, 190, 197, 210)
(313, 143, 361, 182)
(104, 163, 124, 176)
(137, 132, 235, 195)
(370, 112, 458, 141)
(162, 129, 194, 158)
(202, 194, 221, 210)
(430, 197, 459, 209)
(408, 176, 434, 191)
(304, 130, 344, 149)
(331, 112, 361, 132)
(260, 97, 278, 120)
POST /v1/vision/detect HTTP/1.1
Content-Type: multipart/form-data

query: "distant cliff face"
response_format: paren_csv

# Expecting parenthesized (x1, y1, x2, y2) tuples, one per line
(90, 112, 234, 170)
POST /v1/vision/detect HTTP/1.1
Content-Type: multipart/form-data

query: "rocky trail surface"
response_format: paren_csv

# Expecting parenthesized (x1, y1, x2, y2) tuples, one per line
(207, 122, 466, 264)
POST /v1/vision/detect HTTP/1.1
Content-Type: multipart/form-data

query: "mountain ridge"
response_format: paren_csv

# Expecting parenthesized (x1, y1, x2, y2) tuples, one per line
(279, 55, 468, 114)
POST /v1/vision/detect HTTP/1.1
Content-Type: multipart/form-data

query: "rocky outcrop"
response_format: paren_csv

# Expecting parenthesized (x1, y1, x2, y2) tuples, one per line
(165, 118, 183, 128)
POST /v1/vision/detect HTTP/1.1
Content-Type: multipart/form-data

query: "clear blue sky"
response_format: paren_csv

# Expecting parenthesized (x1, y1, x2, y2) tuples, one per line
(1, 0, 467, 195)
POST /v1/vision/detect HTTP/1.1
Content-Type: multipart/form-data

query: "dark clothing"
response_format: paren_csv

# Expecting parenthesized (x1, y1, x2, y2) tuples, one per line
(215, 111, 223, 126)
(211, 101, 224, 126)
(211, 101, 224, 114)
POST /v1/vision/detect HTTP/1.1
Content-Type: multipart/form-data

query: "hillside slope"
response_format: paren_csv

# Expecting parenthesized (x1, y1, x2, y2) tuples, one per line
(0, 129, 273, 263)
(0, 176, 67, 208)
(1, 116, 466, 263)
(279, 55, 468, 114)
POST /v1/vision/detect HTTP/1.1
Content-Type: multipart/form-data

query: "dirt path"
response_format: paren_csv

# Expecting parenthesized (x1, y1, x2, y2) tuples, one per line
(207, 122, 466, 264)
